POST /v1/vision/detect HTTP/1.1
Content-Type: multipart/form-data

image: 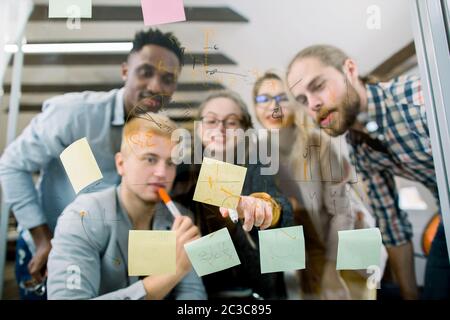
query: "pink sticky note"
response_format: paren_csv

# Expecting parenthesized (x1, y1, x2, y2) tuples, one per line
(140, 0, 186, 26)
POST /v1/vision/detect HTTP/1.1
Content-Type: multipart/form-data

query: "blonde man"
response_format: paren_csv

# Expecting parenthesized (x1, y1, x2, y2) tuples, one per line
(47, 113, 206, 300)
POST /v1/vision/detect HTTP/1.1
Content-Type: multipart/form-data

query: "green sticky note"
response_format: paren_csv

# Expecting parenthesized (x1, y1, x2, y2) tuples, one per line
(336, 228, 382, 270)
(49, 0, 92, 18)
(184, 227, 240, 277)
(259, 226, 305, 274)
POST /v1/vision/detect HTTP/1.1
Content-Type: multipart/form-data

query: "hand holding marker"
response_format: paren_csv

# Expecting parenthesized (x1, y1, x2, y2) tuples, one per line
(158, 187, 238, 223)
(158, 188, 181, 218)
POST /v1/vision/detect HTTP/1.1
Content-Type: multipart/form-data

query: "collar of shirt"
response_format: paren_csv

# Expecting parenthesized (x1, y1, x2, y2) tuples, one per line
(115, 184, 131, 227)
(346, 83, 389, 152)
(112, 87, 125, 126)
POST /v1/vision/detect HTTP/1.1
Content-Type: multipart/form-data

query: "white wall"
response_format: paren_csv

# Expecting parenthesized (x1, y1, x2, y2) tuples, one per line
(1, 0, 414, 153)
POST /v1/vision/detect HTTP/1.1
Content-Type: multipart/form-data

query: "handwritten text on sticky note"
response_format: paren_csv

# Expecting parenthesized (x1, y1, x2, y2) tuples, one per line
(184, 227, 240, 277)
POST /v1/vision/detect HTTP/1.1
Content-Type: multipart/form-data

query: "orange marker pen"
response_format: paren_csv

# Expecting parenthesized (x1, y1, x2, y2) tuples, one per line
(158, 188, 181, 218)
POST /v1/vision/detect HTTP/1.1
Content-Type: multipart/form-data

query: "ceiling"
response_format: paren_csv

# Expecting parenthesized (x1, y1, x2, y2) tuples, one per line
(1, 0, 415, 152)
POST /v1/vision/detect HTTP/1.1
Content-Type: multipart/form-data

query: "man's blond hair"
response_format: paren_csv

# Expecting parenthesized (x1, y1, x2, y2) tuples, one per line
(122, 112, 178, 153)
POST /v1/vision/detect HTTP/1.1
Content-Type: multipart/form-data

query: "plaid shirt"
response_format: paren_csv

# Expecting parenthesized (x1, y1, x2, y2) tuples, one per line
(346, 75, 438, 247)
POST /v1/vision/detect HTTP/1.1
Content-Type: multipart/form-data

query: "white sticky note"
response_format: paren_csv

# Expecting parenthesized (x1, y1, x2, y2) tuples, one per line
(49, 0, 92, 18)
(60, 137, 103, 194)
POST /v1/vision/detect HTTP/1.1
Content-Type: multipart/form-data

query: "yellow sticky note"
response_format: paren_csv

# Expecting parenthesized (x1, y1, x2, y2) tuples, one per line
(59, 137, 103, 194)
(193, 157, 247, 209)
(128, 230, 176, 276)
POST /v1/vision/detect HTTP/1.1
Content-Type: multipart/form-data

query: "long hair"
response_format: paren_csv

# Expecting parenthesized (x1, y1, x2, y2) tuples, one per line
(287, 44, 350, 76)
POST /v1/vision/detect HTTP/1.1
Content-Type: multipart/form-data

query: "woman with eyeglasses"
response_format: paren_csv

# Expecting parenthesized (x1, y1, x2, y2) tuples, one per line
(172, 90, 294, 299)
(252, 71, 382, 300)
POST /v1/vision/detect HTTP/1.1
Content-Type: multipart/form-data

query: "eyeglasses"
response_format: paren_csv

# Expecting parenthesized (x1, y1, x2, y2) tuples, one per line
(255, 94, 289, 108)
(200, 115, 243, 129)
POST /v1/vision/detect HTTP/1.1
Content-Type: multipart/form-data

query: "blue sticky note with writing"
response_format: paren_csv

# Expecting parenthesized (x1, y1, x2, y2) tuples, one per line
(49, 0, 92, 18)
(184, 227, 240, 277)
(336, 228, 382, 270)
(259, 226, 305, 273)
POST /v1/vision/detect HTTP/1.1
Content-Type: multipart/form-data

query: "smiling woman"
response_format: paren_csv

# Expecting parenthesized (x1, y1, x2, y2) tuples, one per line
(171, 90, 294, 299)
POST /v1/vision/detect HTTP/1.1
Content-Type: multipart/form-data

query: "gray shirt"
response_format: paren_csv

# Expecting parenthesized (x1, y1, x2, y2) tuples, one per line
(47, 186, 207, 300)
(0, 89, 125, 233)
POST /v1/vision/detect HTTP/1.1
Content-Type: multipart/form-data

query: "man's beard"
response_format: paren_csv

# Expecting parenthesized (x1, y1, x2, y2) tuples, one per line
(126, 93, 171, 122)
(136, 92, 167, 113)
(318, 82, 361, 137)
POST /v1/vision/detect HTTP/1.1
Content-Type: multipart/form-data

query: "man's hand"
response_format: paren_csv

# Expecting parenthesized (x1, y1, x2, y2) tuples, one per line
(354, 211, 367, 229)
(143, 216, 200, 300)
(219, 196, 273, 232)
(171, 216, 200, 277)
(28, 224, 52, 283)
